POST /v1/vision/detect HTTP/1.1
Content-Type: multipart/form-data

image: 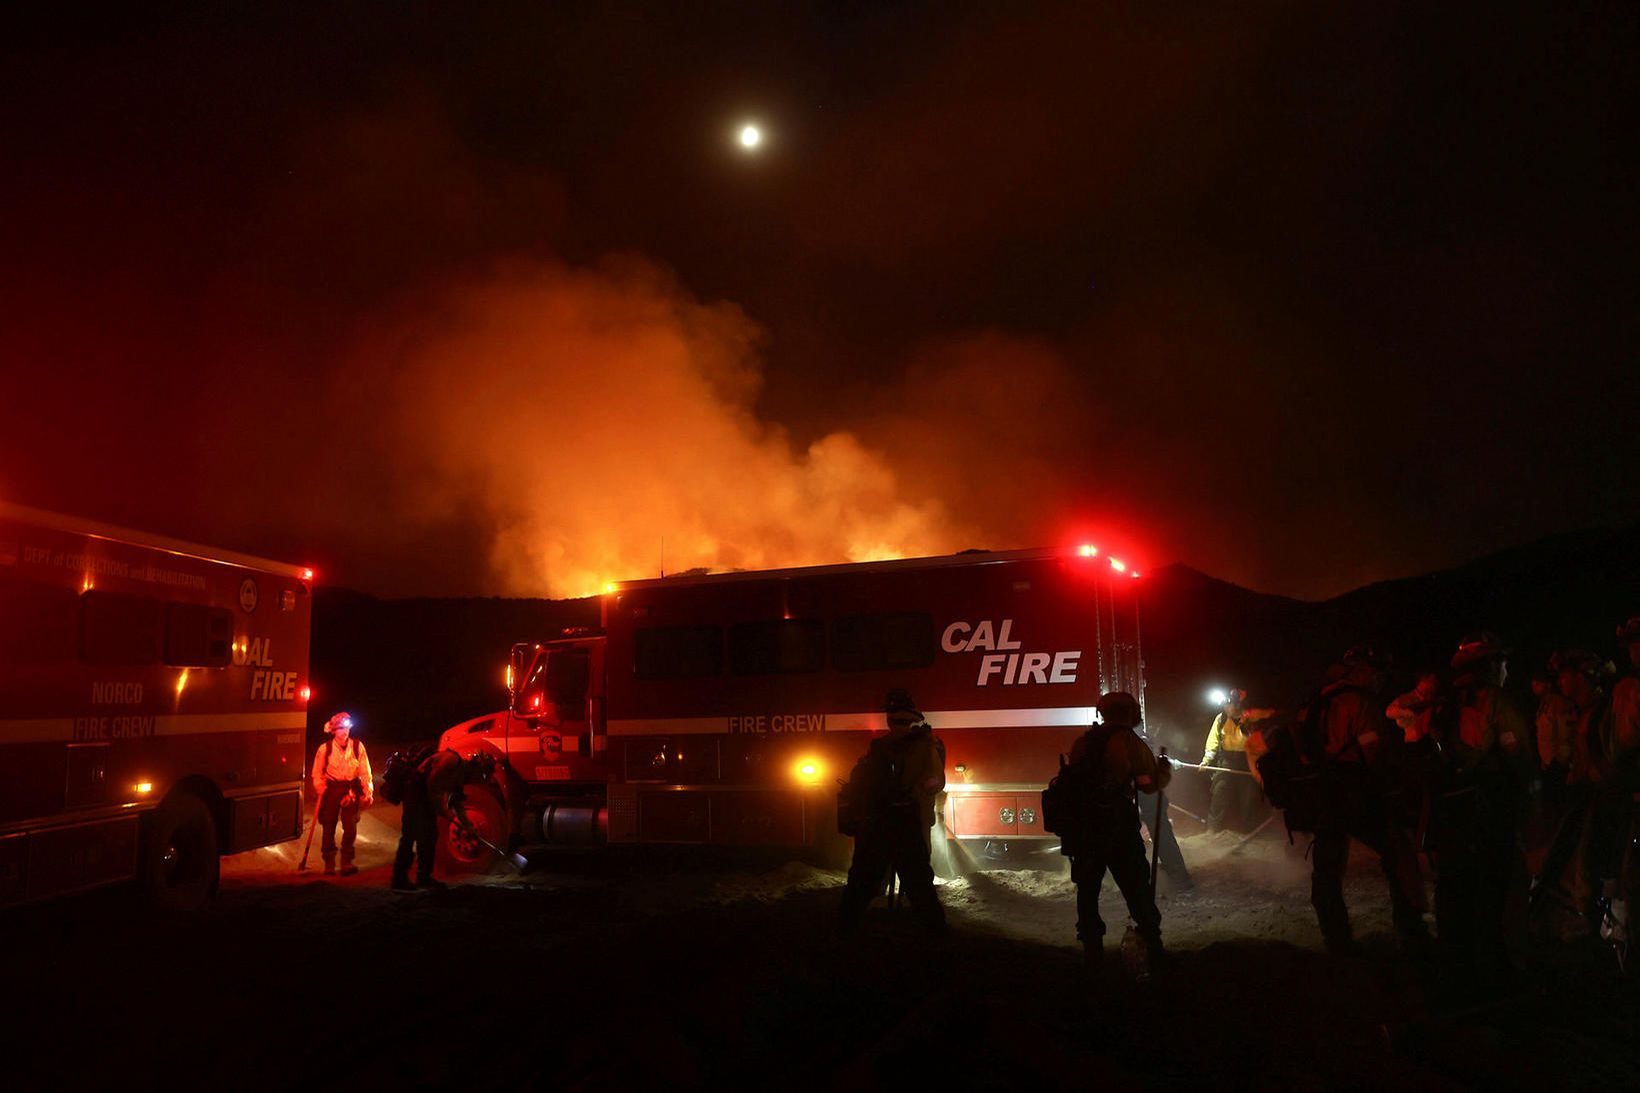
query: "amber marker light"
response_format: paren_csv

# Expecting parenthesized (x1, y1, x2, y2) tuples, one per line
(793, 757, 825, 786)
(135, 781, 154, 795)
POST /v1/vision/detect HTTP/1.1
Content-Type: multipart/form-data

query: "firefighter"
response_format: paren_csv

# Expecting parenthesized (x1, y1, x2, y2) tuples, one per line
(1586, 618, 1640, 932)
(1428, 633, 1531, 979)
(1204, 688, 1258, 832)
(311, 712, 373, 876)
(1386, 673, 1441, 746)
(1308, 645, 1429, 957)
(1059, 691, 1169, 968)
(836, 689, 948, 937)
(391, 749, 474, 891)
(1529, 650, 1604, 919)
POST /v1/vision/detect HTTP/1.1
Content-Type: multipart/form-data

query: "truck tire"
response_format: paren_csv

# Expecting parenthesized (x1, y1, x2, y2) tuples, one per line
(141, 793, 219, 911)
(436, 785, 507, 875)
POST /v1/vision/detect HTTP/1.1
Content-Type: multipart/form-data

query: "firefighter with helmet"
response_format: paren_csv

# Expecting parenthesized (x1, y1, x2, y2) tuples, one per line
(392, 749, 485, 891)
(1057, 691, 1169, 969)
(1203, 687, 1259, 832)
(1530, 649, 1606, 922)
(1306, 645, 1429, 957)
(1428, 632, 1531, 979)
(835, 689, 948, 936)
(1586, 617, 1640, 936)
(311, 712, 373, 876)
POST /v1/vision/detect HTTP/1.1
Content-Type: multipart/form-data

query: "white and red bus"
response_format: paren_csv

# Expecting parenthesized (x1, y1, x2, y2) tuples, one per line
(0, 503, 313, 907)
(438, 546, 1144, 869)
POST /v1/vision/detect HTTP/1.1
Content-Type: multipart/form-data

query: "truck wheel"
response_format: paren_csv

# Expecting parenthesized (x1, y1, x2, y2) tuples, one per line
(436, 786, 507, 875)
(141, 793, 219, 911)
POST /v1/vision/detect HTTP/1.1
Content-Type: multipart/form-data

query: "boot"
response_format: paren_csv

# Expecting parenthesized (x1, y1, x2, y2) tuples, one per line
(339, 863, 358, 877)
(391, 874, 416, 891)
(322, 858, 336, 876)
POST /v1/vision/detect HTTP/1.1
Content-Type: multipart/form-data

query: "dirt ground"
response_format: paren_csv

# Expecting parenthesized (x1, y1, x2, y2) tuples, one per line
(2, 807, 1634, 1091)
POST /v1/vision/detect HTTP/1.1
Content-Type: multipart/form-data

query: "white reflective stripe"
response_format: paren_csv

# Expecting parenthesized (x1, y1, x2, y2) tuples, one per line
(155, 713, 307, 735)
(0, 718, 74, 743)
(0, 712, 304, 743)
(606, 706, 1097, 737)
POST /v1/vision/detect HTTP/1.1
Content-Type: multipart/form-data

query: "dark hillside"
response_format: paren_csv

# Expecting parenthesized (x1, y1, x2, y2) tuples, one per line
(307, 589, 598, 745)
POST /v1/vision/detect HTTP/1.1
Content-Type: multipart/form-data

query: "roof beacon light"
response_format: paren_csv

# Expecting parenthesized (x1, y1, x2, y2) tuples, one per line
(1078, 544, 1099, 558)
(1109, 558, 1127, 573)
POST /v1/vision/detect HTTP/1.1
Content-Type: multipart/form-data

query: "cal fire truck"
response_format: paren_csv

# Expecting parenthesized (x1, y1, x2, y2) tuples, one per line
(437, 546, 1144, 870)
(0, 503, 313, 908)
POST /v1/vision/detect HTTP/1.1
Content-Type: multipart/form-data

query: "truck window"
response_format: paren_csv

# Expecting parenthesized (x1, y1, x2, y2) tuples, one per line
(729, 619, 825, 676)
(0, 572, 79, 663)
(830, 612, 936, 672)
(164, 603, 234, 667)
(633, 625, 723, 679)
(80, 590, 164, 665)
(546, 648, 591, 706)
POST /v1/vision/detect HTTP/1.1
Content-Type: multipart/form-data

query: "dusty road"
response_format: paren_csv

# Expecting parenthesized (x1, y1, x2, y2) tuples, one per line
(2, 808, 1634, 1090)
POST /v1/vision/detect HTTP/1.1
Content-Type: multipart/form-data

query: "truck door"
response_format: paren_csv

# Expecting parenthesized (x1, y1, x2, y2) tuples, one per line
(514, 640, 605, 779)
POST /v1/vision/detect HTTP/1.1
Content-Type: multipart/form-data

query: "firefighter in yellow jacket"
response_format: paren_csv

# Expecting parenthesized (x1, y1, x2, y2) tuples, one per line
(836, 689, 947, 936)
(311, 711, 373, 876)
(1061, 691, 1170, 968)
(1204, 688, 1260, 832)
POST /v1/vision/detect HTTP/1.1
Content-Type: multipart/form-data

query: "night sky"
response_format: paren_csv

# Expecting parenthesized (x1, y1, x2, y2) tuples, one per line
(3, 3, 1635, 599)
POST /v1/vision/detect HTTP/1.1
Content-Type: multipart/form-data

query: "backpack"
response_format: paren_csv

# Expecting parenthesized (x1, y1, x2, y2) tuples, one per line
(1041, 725, 1126, 855)
(379, 744, 436, 806)
(1255, 694, 1332, 834)
(836, 729, 933, 836)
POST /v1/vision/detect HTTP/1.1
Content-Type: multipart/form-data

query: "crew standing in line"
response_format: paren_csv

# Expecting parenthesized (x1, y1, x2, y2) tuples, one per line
(836, 690, 948, 936)
(311, 711, 373, 876)
(1057, 691, 1170, 969)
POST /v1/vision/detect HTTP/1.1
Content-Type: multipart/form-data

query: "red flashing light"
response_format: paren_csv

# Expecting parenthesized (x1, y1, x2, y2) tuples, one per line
(298, 685, 312, 703)
(1130, 570, 1141, 579)
(302, 567, 315, 583)
(1109, 558, 1127, 573)
(1077, 544, 1099, 558)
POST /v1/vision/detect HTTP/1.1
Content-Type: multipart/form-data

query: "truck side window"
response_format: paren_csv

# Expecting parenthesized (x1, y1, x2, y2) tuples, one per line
(729, 619, 825, 676)
(80, 590, 164, 665)
(634, 625, 723, 679)
(0, 572, 78, 663)
(546, 648, 591, 714)
(830, 612, 936, 672)
(164, 603, 234, 667)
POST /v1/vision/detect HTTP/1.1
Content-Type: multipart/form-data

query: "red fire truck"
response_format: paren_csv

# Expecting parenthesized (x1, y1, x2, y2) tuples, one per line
(436, 545, 1144, 871)
(0, 503, 313, 908)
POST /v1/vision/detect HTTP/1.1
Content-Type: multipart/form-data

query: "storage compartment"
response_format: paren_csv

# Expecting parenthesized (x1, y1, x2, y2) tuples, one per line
(227, 789, 304, 853)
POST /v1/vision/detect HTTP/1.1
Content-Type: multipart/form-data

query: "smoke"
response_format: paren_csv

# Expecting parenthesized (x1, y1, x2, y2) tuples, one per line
(355, 258, 981, 597)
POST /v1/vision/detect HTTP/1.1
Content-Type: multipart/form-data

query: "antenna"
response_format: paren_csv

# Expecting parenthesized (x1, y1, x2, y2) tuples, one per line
(660, 536, 666, 579)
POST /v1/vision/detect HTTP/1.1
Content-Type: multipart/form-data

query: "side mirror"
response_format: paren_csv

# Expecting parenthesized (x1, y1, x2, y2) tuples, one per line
(507, 644, 538, 704)
(509, 644, 545, 716)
